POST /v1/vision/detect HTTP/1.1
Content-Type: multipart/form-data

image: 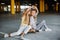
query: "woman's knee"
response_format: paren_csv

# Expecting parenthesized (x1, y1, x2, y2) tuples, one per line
(42, 20, 46, 23)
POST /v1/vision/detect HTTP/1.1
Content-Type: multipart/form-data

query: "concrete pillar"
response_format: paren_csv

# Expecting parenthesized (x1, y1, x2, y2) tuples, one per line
(16, 2, 20, 13)
(40, 0, 45, 13)
(1, 5, 4, 12)
(45, 3, 48, 11)
(18, 2, 20, 12)
(11, 0, 15, 14)
(56, 3, 59, 12)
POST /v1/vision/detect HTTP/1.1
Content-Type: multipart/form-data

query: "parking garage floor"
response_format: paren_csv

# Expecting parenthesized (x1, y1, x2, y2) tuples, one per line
(0, 13, 60, 40)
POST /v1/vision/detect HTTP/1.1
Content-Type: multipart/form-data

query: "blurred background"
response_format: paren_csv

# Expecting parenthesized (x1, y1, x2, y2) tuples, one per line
(0, 0, 60, 40)
(0, 0, 60, 14)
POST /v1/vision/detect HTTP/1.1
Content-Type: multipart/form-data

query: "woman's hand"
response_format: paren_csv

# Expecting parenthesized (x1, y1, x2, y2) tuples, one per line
(32, 6, 37, 9)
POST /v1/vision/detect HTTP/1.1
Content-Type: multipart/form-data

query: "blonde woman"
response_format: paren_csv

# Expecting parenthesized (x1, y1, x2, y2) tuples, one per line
(0, 8, 31, 40)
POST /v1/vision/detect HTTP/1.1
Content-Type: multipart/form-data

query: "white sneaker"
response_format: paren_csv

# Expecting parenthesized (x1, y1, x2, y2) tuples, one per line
(39, 30, 43, 32)
(0, 32, 6, 34)
(4, 34, 9, 38)
(45, 28, 52, 32)
(0, 32, 4, 38)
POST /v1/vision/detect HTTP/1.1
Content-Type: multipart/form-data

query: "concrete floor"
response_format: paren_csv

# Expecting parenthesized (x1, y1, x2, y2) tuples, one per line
(0, 13, 60, 40)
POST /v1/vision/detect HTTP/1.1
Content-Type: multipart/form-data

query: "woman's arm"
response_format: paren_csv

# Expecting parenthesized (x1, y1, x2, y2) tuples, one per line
(35, 7, 39, 16)
(23, 7, 32, 14)
(32, 6, 39, 16)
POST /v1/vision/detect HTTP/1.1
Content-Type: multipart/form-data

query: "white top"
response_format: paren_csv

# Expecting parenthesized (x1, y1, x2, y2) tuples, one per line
(30, 16, 35, 25)
(30, 16, 36, 29)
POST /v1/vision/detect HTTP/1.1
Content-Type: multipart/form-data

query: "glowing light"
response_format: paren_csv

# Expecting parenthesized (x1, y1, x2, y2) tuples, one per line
(1, 3, 5, 4)
(20, 5, 30, 9)
(8, 5, 10, 7)
(57, 2, 59, 4)
(54, 0, 57, 1)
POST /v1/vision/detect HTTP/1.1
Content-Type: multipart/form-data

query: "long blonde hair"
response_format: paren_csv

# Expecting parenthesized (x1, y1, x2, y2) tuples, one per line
(21, 8, 30, 25)
(21, 8, 37, 25)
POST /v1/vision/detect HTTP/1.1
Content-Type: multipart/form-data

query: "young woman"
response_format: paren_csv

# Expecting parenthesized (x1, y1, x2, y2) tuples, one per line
(29, 6, 52, 32)
(0, 8, 32, 40)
